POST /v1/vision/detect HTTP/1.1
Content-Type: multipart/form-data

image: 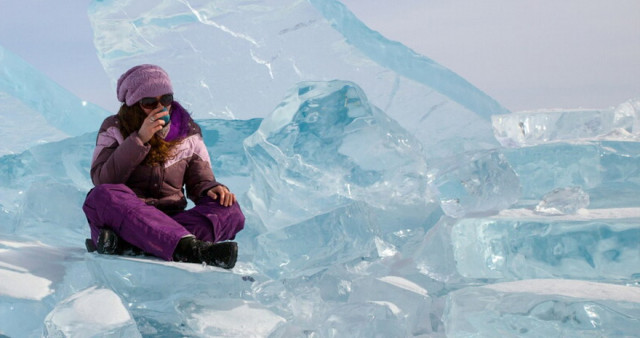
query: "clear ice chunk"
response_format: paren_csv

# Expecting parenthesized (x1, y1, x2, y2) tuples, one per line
(492, 98, 640, 148)
(434, 151, 520, 218)
(504, 141, 640, 209)
(84, 254, 257, 334)
(254, 202, 378, 279)
(43, 286, 140, 337)
(450, 212, 640, 281)
(535, 186, 590, 215)
(445, 279, 640, 337)
(244, 80, 432, 230)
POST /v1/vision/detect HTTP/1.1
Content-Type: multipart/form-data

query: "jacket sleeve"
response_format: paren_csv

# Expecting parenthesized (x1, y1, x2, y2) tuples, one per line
(184, 134, 220, 203)
(90, 121, 151, 185)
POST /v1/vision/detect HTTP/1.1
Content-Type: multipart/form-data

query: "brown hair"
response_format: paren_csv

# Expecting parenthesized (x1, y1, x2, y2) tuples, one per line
(117, 104, 180, 166)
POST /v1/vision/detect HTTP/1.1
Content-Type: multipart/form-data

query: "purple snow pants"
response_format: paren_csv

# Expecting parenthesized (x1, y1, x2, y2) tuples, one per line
(82, 184, 245, 261)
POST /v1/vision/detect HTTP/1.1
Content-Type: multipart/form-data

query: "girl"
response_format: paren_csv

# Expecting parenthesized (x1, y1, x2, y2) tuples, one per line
(83, 64, 244, 269)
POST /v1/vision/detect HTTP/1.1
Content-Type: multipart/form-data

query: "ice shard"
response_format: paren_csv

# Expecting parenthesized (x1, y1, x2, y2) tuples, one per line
(244, 80, 432, 230)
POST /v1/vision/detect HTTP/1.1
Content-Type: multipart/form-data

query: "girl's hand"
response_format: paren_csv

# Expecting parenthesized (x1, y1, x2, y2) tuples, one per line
(138, 108, 170, 143)
(207, 185, 236, 207)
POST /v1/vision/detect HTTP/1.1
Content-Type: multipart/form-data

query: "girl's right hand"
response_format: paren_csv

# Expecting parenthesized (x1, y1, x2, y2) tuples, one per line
(138, 108, 169, 143)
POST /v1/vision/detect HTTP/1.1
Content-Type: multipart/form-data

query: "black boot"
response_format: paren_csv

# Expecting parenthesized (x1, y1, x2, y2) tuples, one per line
(95, 229, 144, 256)
(173, 237, 238, 269)
(85, 238, 97, 252)
(97, 228, 121, 254)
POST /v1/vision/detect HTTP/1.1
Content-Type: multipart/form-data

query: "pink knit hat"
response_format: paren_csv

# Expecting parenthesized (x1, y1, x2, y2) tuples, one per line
(116, 64, 173, 106)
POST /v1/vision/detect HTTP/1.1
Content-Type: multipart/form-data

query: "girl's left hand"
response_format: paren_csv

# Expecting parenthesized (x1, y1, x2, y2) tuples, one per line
(207, 185, 236, 207)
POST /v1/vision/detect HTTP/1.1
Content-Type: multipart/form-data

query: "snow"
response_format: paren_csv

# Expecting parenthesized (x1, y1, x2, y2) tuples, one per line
(0, 268, 52, 301)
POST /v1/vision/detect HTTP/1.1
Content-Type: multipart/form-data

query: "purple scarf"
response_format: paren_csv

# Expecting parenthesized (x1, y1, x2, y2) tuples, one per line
(164, 101, 192, 142)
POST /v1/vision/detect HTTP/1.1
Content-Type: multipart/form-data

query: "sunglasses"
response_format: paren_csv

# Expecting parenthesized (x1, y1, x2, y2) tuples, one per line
(139, 94, 174, 110)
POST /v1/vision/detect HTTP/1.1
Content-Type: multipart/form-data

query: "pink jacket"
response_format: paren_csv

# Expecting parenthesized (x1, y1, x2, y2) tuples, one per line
(90, 102, 220, 213)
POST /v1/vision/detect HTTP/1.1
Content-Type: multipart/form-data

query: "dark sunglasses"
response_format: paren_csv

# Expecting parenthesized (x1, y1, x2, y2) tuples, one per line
(139, 94, 174, 109)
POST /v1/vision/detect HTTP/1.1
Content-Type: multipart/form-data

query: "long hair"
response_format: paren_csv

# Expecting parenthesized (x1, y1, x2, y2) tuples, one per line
(117, 103, 180, 166)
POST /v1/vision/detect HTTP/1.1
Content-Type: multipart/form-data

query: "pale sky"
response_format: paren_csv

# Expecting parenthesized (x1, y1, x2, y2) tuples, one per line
(0, 1, 115, 110)
(1, 0, 638, 113)
(342, 0, 640, 111)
